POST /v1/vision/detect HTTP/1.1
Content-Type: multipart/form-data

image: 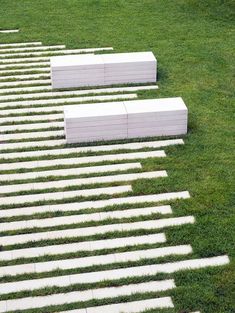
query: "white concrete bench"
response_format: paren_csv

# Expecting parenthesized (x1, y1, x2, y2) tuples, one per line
(64, 97, 187, 143)
(51, 52, 157, 89)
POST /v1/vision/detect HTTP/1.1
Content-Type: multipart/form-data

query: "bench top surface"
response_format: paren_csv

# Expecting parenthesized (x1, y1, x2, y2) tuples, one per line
(64, 101, 127, 119)
(64, 97, 187, 119)
(51, 52, 156, 69)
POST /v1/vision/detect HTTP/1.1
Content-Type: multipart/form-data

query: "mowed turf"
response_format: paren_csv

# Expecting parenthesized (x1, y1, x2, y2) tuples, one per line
(0, 0, 234, 312)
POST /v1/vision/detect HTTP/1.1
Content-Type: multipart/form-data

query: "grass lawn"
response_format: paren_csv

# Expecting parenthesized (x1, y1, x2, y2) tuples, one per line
(0, 0, 234, 312)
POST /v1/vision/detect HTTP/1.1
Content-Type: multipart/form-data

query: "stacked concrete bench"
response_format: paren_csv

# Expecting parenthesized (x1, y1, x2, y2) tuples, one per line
(64, 97, 187, 143)
(51, 52, 157, 89)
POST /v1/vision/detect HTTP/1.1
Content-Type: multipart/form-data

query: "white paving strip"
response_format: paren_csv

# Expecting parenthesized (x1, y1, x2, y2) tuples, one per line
(0, 57, 60, 64)
(0, 191, 190, 218)
(0, 85, 158, 101)
(0, 113, 64, 124)
(0, 162, 141, 182)
(0, 79, 51, 87)
(0, 129, 64, 141)
(0, 45, 65, 53)
(0, 150, 166, 170)
(0, 84, 50, 94)
(0, 29, 19, 33)
(0, 67, 50, 75)
(0, 61, 50, 70)
(0, 139, 67, 150)
(0, 233, 167, 261)
(0, 185, 132, 207)
(0, 47, 113, 58)
(0, 48, 111, 63)
(0, 121, 64, 132)
(0, 216, 194, 246)
(0, 255, 228, 295)
(0, 283, 174, 313)
(0, 171, 167, 195)
(0, 139, 183, 160)
(0, 245, 191, 277)
(0, 42, 42, 48)
(59, 298, 174, 313)
(0, 205, 172, 232)
(0, 73, 50, 81)
(0, 93, 137, 109)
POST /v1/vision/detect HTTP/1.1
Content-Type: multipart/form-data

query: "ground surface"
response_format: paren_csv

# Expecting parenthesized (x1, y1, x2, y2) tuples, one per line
(0, 1, 234, 313)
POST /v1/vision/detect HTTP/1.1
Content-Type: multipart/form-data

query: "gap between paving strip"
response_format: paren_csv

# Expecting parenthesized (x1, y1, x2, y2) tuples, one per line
(0, 233, 167, 261)
(0, 139, 183, 160)
(0, 73, 50, 81)
(0, 47, 112, 63)
(0, 45, 66, 53)
(0, 42, 42, 48)
(0, 171, 167, 194)
(0, 216, 195, 246)
(0, 185, 132, 206)
(0, 162, 142, 182)
(0, 85, 158, 101)
(0, 79, 51, 87)
(0, 284, 174, 313)
(0, 245, 192, 277)
(0, 129, 64, 141)
(0, 204, 172, 232)
(0, 255, 229, 295)
(58, 298, 174, 313)
(0, 191, 190, 218)
(0, 93, 138, 109)
(0, 150, 166, 170)
(0, 47, 114, 58)
(0, 121, 64, 131)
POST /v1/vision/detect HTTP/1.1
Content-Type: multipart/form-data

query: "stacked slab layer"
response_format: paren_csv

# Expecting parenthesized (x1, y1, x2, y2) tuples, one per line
(51, 52, 157, 89)
(64, 97, 187, 143)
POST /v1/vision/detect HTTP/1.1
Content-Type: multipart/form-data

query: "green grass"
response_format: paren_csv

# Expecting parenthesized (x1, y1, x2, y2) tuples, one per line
(0, 0, 234, 312)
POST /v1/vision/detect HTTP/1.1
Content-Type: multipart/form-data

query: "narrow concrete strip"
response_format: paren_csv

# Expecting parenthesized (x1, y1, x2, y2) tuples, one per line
(0, 191, 190, 218)
(0, 245, 191, 276)
(0, 282, 174, 312)
(0, 79, 51, 87)
(0, 29, 19, 33)
(60, 297, 174, 313)
(0, 93, 137, 108)
(0, 163, 141, 182)
(0, 121, 64, 132)
(0, 139, 67, 150)
(0, 67, 50, 75)
(0, 171, 167, 195)
(0, 216, 194, 246)
(0, 85, 158, 101)
(0, 129, 64, 141)
(0, 150, 166, 170)
(0, 255, 229, 295)
(0, 45, 65, 53)
(0, 204, 172, 232)
(0, 57, 60, 64)
(0, 61, 50, 70)
(0, 139, 183, 160)
(0, 48, 111, 63)
(0, 233, 166, 261)
(0, 185, 132, 207)
(0, 73, 50, 81)
(0, 42, 42, 48)
(0, 114, 63, 125)
(0, 47, 113, 58)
